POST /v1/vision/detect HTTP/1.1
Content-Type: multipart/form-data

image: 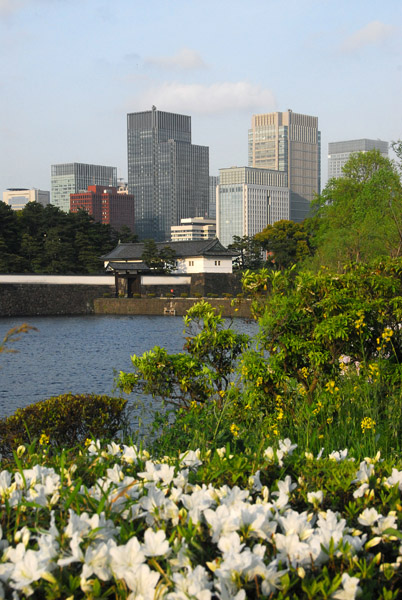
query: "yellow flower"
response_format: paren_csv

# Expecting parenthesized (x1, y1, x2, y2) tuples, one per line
(84, 438, 92, 447)
(301, 367, 309, 379)
(361, 417, 376, 434)
(230, 423, 240, 437)
(327, 417, 333, 424)
(325, 380, 339, 394)
(39, 433, 49, 446)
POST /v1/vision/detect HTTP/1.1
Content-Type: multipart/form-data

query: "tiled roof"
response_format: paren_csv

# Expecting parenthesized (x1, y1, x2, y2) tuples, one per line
(101, 238, 237, 261)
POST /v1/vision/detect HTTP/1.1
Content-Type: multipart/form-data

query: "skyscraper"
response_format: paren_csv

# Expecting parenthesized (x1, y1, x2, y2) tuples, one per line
(328, 139, 389, 179)
(127, 106, 209, 241)
(248, 110, 320, 222)
(217, 167, 289, 248)
(51, 163, 117, 212)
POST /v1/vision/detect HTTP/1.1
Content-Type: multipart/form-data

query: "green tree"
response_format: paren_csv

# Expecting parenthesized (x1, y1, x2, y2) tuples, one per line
(311, 150, 402, 269)
(255, 220, 313, 270)
(141, 240, 177, 273)
(117, 301, 250, 409)
(241, 259, 402, 404)
(228, 235, 263, 270)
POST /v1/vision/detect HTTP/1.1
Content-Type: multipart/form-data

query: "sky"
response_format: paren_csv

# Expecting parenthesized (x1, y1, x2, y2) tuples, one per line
(1, 0, 401, 196)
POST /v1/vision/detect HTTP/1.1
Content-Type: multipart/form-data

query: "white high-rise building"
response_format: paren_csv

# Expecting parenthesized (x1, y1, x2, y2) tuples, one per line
(217, 167, 289, 248)
(328, 139, 389, 179)
(3, 188, 50, 210)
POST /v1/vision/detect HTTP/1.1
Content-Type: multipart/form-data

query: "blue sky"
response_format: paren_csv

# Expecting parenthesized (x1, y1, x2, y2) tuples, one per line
(1, 0, 401, 195)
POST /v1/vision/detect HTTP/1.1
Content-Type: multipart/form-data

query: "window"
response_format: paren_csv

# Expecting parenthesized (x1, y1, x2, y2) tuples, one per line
(188, 260, 194, 266)
(215, 260, 221, 266)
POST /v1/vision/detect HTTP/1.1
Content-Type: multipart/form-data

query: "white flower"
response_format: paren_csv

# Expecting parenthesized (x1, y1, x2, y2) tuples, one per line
(384, 468, 402, 491)
(110, 536, 145, 579)
(168, 565, 212, 600)
(81, 539, 114, 582)
(307, 491, 324, 506)
(179, 449, 202, 469)
(121, 444, 140, 464)
(358, 507, 380, 527)
(278, 438, 297, 455)
(328, 449, 349, 462)
(142, 528, 170, 557)
(124, 563, 160, 598)
(332, 573, 361, 600)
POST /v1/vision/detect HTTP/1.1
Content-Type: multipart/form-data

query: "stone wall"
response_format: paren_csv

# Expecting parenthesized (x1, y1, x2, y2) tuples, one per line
(0, 284, 115, 317)
(93, 297, 252, 318)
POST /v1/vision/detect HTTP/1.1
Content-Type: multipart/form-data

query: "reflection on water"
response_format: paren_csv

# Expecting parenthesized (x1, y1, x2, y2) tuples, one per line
(0, 315, 257, 430)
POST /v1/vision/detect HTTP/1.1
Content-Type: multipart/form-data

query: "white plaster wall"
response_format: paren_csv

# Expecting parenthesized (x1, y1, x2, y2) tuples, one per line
(0, 275, 115, 285)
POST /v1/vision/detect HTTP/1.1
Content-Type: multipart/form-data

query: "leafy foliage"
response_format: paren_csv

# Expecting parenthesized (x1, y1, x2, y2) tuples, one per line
(309, 150, 402, 269)
(141, 239, 177, 273)
(117, 301, 250, 410)
(228, 235, 264, 270)
(0, 201, 121, 273)
(255, 219, 314, 270)
(0, 393, 128, 456)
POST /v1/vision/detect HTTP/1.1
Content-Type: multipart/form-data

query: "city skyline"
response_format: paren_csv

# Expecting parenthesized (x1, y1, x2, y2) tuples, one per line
(1, 0, 401, 196)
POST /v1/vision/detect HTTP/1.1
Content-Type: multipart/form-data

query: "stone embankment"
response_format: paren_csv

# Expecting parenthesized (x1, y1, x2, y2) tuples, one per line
(0, 276, 251, 318)
(93, 297, 251, 318)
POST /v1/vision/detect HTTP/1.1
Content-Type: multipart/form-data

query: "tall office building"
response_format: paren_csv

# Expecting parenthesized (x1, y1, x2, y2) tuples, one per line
(217, 167, 289, 248)
(3, 188, 50, 210)
(51, 163, 117, 212)
(208, 175, 219, 219)
(328, 139, 389, 179)
(127, 106, 209, 241)
(248, 110, 320, 222)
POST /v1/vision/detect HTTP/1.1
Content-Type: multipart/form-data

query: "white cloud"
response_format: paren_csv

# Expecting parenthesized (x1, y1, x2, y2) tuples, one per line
(341, 21, 397, 53)
(145, 47, 207, 71)
(137, 81, 276, 115)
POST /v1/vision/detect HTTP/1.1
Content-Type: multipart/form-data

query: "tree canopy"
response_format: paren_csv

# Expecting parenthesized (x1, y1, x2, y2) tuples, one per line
(255, 220, 313, 270)
(0, 201, 121, 273)
(309, 149, 402, 269)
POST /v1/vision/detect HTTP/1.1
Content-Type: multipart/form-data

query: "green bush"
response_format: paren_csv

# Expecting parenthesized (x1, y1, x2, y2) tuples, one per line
(0, 394, 128, 457)
(180, 292, 188, 298)
(132, 293, 141, 298)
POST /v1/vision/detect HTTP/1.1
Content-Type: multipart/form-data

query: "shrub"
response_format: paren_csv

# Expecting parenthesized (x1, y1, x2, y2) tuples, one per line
(132, 293, 141, 298)
(0, 394, 128, 457)
(180, 292, 188, 298)
(147, 292, 156, 297)
(194, 292, 202, 298)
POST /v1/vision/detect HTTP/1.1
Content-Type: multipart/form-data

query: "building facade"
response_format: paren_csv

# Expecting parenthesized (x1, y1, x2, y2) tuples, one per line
(217, 167, 289, 248)
(51, 163, 117, 212)
(3, 188, 50, 210)
(248, 110, 320, 222)
(328, 139, 389, 179)
(70, 185, 135, 232)
(208, 175, 219, 219)
(127, 106, 209, 241)
(171, 217, 216, 242)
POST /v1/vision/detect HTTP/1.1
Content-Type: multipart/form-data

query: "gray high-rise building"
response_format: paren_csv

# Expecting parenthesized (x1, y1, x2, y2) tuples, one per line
(328, 139, 389, 179)
(217, 166, 289, 248)
(51, 163, 117, 212)
(208, 175, 219, 219)
(248, 110, 320, 222)
(127, 106, 209, 241)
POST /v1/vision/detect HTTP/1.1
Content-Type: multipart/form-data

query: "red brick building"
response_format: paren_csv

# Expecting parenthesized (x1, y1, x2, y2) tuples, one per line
(70, 185, 135, 232)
